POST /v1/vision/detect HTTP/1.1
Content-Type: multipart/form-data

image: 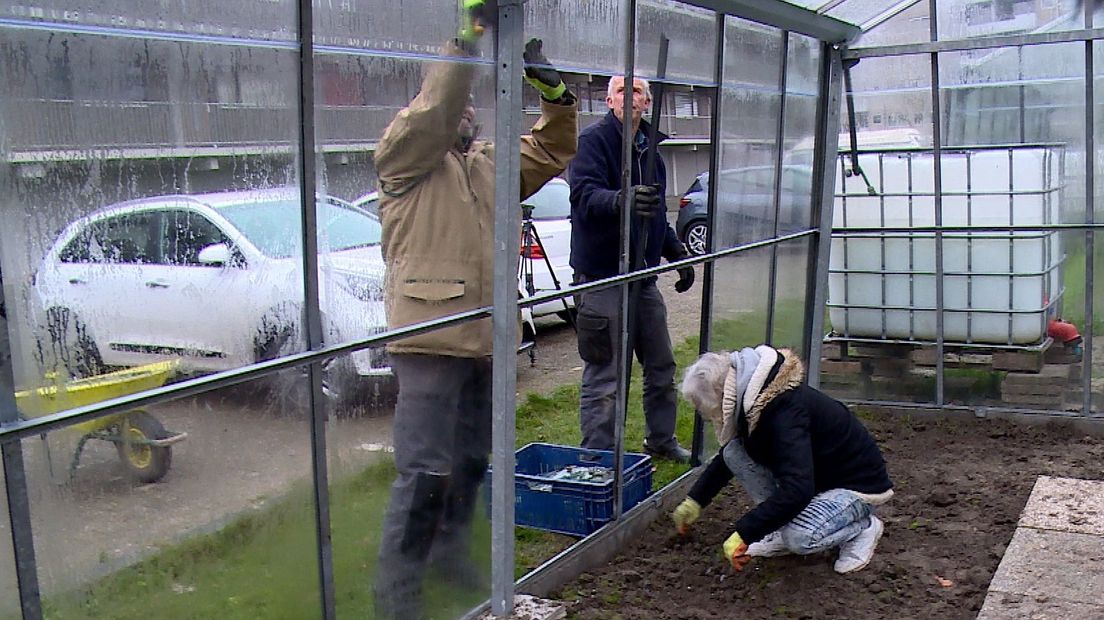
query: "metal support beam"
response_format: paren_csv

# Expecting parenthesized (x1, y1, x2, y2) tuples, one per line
(681, 0, 860, 43)
(295, 0, 336, 616)
(846, 27, 1104, 59)
(1, 297, 42, 619)
(1082, 6, 1095, 416)
(929, 0, 945, 406)
(766, 31, 790, 346)
(692, 12, 727, 466)
(612, 0, 639, 523)
(805, 45, 844, 388)
(490, 1, 524, 615)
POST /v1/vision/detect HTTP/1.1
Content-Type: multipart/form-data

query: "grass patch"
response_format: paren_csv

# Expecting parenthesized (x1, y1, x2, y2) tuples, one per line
(25, 327, 741, 619)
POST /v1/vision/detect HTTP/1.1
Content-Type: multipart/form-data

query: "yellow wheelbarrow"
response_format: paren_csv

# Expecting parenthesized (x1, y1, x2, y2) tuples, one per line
(15, 361, 187, 483)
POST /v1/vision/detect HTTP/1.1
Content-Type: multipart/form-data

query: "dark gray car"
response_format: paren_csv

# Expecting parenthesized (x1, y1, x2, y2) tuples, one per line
(675, 166, 813, 255)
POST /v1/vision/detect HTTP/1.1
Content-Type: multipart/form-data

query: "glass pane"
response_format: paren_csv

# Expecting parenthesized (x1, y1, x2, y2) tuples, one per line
(323, 0, 502, 610)
(21, 373, 320, 618)
(1, 29, 304, 410)
(770, 237, 815, 354)
(851, 1, 931, 50)
(938, 0, 1084, 43)
(635, 1, 717, 85)
(714, 17, 784, 250)
(780, 34, 821, 236)
(711, 247, 773, 351)
(827, 53, 937, 404)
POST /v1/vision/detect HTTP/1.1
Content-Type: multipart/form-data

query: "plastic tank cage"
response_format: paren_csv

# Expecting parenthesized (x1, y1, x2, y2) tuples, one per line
(829, 144, 1065, 347)
(2, 1, 1104, 620)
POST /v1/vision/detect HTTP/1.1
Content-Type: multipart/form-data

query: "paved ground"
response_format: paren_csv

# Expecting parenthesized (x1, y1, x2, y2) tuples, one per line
(977, 476, 1104, 619)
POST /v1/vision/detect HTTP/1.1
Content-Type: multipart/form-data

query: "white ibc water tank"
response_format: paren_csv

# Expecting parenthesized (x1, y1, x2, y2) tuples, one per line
(827, 146, 1063, 345)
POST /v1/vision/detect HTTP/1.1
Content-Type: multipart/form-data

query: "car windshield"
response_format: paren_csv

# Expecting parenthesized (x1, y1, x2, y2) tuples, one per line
(523, 182, 570, 220)
(218, 199, 381, 258)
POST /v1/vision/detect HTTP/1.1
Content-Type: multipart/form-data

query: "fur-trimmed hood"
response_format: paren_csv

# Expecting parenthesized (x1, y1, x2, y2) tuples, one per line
(719, 346, 804, 439)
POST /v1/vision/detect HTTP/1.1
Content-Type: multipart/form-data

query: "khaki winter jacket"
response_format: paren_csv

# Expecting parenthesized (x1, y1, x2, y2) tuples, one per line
(375, 42, 577, 357)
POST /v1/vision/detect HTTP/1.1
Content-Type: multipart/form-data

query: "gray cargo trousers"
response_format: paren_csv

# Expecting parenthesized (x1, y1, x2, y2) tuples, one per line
(574, 275, 679, 452)
(374, 353, 491, 619)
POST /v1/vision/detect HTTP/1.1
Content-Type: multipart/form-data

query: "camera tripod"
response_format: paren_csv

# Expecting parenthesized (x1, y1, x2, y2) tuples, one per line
(518, 204, 577, 364)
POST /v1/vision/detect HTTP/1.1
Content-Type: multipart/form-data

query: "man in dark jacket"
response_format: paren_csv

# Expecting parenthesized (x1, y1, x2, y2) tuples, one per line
(567, 75, 695, 462)
(673, 346, 894, 574)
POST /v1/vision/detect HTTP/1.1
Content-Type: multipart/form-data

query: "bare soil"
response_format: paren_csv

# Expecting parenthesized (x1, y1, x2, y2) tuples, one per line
(555, 412, 1104, 620)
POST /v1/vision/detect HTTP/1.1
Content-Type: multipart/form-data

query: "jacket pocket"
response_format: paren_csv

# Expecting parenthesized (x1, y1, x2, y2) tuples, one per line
(576, 311, 611, 365)
(400, 279, 465, 302)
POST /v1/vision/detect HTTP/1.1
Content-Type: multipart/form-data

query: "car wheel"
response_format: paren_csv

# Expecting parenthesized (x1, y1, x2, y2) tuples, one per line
(252, 304, 364, 415)
(115, 410, 173, 483)
(683, 220, 709, 256)
(41, 307, 105, 378)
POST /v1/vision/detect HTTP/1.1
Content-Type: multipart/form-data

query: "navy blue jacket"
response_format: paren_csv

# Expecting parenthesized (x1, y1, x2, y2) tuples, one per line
(567, 111, 684, 279)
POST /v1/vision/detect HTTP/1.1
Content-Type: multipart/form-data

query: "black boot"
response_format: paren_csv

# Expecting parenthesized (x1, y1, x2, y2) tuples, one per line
(374, 472, 448, 620)
(428, 456, 490, 590)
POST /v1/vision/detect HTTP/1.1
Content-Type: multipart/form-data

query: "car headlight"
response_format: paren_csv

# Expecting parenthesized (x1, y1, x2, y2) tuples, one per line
(335, 272, 384, 303)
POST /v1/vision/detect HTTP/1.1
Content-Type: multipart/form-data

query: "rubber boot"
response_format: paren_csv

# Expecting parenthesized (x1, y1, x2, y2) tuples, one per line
(374, 472, 448, 620)
(428, 457, 490, 590)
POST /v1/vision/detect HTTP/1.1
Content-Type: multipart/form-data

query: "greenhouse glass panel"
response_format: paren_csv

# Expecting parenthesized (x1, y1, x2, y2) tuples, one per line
(22, 374, 321, 617)
(715, 18, 784, 250)
(824, 53, 939, 404)
(850, 1, 931, 49)
(0, 20, 305, 404)
(937, 0, 1084, 43)
(936, 44, 1083, 411)
(770, 237, 816, 354)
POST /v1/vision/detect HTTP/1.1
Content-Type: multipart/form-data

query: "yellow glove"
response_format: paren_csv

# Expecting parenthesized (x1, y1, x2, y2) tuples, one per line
(723, 531, 751, 571)
(671, 498, 701, 534)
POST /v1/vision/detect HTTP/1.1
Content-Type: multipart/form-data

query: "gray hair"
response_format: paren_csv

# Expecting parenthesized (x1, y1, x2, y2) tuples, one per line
(607, 75, 652, 100)
(680, 352, 729, 420)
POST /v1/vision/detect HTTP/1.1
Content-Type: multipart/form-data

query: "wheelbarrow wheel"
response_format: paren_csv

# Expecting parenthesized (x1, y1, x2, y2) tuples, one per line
(116, 411, 172, 483)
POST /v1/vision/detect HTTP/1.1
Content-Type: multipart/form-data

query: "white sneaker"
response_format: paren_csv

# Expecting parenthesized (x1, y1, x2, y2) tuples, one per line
(834, 516, 884, 574)
(746, 530, 790, 557)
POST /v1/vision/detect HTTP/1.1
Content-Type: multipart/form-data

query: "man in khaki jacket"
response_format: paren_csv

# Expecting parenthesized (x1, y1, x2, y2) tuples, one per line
(372, 8, 577, 618)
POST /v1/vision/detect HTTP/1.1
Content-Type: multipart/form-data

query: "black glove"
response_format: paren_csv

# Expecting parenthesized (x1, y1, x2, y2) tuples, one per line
(671, 244, 695, 293)
(523, 39, 567, 101)
(621, 184, 662, 219)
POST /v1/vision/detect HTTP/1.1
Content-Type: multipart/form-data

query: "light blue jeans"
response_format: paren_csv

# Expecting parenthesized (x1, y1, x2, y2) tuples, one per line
(722, 439, 873, 553)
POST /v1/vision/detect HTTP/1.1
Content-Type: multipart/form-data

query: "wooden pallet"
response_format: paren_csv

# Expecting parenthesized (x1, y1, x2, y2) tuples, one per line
(823, 338, 1056, 374)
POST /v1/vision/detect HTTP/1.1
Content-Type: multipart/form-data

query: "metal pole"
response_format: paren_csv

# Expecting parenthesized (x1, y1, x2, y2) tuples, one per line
(490, 1, 524, 615)
(613, 0, 638, 521)
(930, 0, 946, 406)
(1, 286, 42, 619)
(766, 31, 790, 346)
(295, 0, 336, 616)
(805, 45, 844, 388)
(692, 11, 726, 466)
(1083, 2, 1096, 416)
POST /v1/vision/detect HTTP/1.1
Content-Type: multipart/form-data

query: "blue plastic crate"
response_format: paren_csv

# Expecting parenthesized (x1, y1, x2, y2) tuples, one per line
(485, 443, 654, 537)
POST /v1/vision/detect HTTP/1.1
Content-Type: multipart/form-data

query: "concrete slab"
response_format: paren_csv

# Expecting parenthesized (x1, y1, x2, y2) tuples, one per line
(987, 528, 1104, 604)
(477, 594, 566, 620)
(978, 476, 1104, 620)
(976, 591, 1104, 620)
(1018, 476, 1104, 536)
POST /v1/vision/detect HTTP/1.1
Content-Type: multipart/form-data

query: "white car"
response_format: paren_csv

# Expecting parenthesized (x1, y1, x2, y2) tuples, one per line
(32, 188, 390, 402)
(518, 178, 575, 323)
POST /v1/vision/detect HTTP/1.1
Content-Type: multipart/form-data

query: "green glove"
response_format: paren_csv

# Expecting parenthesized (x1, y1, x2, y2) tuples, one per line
(460, 0, 497, 43)
(523, 38, 567, 101)
(672, 498, 701, 534)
